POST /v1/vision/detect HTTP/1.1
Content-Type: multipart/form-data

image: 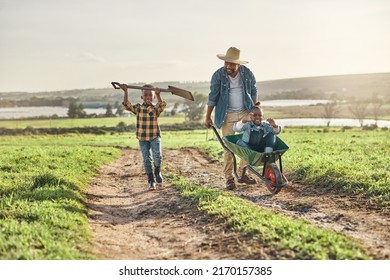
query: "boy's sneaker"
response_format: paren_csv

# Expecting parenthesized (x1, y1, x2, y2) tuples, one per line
(147, 173, 156, 191)
(154, 166, 163, 187)
(148, 181, 156, 190)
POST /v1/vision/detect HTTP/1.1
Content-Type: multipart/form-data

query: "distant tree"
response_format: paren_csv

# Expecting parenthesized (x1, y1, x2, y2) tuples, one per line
(67, 102, 86, 118)
(171, 102, 180, 116)
(115, 104, 125, 116)
(371, 92, 383, 125)
(322, 94, 340, 126)
(77, 103, 86, 118)
(349, 100, 369, 127)
(67, 102, 77, 118)
(182, 92, 207, 121)
(105, 104, 115, 117)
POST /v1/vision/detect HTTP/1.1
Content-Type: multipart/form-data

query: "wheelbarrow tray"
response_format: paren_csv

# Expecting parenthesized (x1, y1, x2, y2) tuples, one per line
(222, 134, 289, 166)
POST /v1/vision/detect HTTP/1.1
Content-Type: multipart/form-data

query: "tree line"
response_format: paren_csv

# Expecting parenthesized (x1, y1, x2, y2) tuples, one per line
(67, 101, 123, 118)
(67, 92, 208, 121)
(322, 93, 389, 127)
(0, 96, 77, 107)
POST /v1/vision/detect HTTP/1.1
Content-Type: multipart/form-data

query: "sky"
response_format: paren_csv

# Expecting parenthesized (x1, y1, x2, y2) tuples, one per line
(0, 0, 389, 92)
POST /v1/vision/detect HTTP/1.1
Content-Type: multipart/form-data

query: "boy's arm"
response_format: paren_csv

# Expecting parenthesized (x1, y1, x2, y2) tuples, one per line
(234, 112, 253, 132)
(154, 88, 166, 116)
(120, 84, 129, 104)
(233, 120, 250, 132)
(242, 113, 252, 124)
(233, 120, 243, 132)
(155, 88, 163, 104)
(267, 118, 281, 134)
(120, 84, 137, 114)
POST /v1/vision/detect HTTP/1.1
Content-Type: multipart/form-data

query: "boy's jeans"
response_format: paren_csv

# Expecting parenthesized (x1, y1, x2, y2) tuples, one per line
(236, 132, 276, 152)
(139, 136, 162, 174)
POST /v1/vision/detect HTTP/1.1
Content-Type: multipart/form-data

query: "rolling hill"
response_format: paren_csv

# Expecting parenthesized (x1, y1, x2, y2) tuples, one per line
(0, 72, 389, 107)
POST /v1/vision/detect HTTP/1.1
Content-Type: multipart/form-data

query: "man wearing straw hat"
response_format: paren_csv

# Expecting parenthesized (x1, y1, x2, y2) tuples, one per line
(205, 47, 260, 190)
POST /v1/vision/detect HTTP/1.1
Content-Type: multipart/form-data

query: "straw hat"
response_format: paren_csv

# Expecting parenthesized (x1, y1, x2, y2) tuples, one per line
(216, 47, 248, 64)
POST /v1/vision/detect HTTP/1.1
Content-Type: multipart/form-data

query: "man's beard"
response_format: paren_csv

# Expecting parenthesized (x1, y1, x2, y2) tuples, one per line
(226, 68, 236, 76)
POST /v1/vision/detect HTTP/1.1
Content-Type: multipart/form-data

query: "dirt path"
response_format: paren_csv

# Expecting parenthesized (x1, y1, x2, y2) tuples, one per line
(86, 148, 390, 259)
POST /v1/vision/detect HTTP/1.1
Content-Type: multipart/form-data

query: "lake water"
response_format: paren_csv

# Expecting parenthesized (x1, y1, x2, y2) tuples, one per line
(0, 100, 330, 119)
(261, 99, 330, 107)
(1, 103, 390, 128)
(276, 118, 390, 128)
(0, 106, 105, 119)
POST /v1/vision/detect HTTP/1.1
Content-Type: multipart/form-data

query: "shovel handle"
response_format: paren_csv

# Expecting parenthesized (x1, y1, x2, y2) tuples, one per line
(111, 82, 121, 89)
(111, 82, 171, 92)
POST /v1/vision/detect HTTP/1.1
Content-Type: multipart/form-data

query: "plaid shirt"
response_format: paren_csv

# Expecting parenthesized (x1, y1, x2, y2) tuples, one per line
(122, 101, 166, 141)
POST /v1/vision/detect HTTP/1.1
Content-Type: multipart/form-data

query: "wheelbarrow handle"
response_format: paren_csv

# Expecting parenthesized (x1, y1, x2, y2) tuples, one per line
(111, 82, 171, 92)
(210, 125, 234, 158)
(210, 125, 241, 180)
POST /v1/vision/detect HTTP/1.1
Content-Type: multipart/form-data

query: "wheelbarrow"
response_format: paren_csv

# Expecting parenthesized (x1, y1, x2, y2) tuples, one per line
(211, 125, 289, 194)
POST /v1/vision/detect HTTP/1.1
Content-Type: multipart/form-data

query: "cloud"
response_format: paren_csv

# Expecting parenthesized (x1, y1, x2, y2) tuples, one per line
(77, 52, 105, 63)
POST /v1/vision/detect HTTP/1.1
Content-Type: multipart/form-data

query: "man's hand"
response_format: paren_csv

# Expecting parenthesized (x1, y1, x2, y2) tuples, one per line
(204, 117, 213, 128)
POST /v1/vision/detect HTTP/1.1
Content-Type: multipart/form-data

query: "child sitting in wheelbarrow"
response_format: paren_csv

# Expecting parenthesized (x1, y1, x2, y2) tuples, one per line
(233, 106, 281, 153)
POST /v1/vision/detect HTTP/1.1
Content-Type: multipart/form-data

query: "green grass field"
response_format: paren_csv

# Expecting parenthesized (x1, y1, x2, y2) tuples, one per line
(0, 144, 120, 259)
(282, 128, 390, 208)
(0, 126, 389, 259)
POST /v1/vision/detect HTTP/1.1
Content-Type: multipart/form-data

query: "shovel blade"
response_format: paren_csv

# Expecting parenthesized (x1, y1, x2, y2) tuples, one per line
(168, 86, 194, 101)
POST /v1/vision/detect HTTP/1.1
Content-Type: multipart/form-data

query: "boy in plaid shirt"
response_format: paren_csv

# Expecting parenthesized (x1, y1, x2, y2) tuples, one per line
(120, 84, 166, 190)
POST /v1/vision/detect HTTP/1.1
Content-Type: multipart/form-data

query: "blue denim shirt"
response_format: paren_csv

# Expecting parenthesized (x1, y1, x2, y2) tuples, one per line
(207, 65, 258, 128)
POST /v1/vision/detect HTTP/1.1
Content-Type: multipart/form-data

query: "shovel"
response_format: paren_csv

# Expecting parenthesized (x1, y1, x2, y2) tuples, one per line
(111, 82, 194, 101)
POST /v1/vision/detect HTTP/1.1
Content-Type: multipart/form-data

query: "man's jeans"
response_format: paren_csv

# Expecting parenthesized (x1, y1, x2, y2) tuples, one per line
(221, 110, 249, 181)
(139, 136, 162, 174)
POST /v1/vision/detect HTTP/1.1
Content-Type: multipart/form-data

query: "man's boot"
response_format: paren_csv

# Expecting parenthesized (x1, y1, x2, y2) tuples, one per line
(226, 178, 236, 190)
(237, 174, 257, 184)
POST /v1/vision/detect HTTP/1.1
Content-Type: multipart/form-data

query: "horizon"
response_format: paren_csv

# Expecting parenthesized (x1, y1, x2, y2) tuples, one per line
(1, 71, 388, 94)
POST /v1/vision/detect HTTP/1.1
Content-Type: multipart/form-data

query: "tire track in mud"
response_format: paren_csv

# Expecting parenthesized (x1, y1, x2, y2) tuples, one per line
(87, 148, 389, 259)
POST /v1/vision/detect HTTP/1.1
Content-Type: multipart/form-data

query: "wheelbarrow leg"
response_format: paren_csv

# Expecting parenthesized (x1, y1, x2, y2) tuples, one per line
(278, 154, 283, 173)
(239, 165, 248, 180)
(262, 154, 271, 177)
